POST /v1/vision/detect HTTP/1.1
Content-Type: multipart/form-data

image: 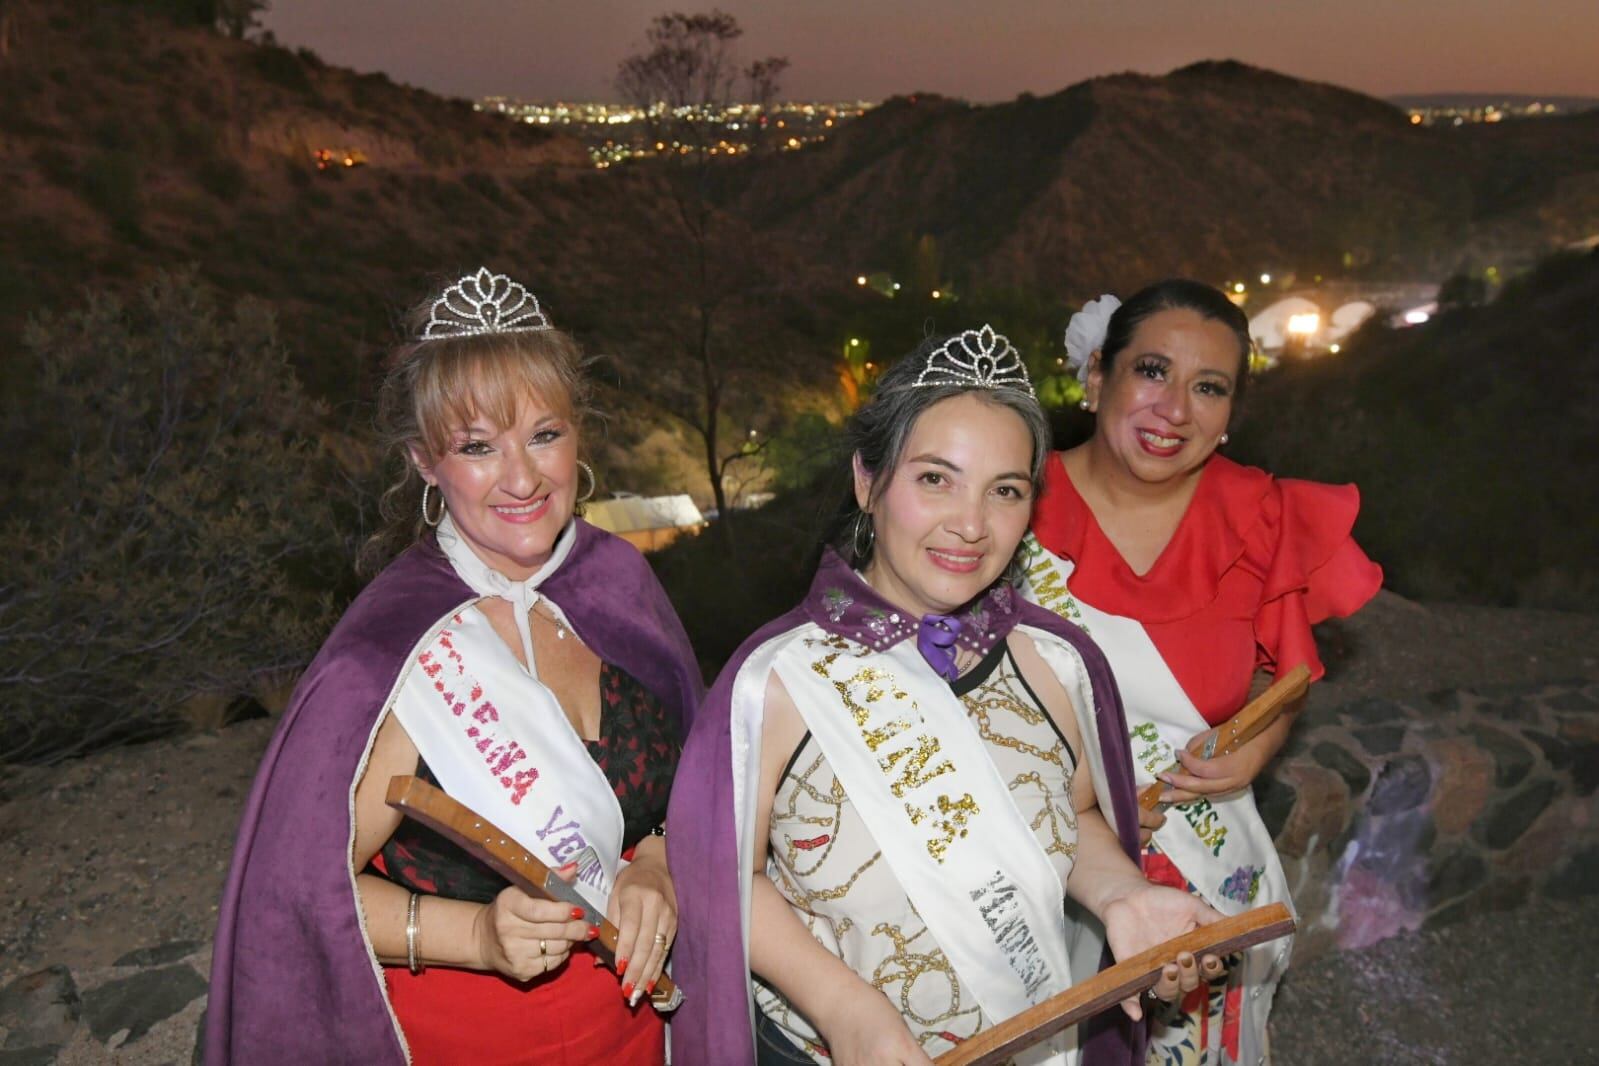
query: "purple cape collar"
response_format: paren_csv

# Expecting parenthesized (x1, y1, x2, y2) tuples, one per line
(805, 548, 1022, 659)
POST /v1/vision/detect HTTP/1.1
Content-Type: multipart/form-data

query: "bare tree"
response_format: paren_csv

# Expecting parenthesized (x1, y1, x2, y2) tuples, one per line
(616, 12, 789, 542)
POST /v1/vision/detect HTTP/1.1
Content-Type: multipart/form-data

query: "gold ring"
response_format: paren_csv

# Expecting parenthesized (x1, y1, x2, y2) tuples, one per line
(653, 932, 668, 945)
(539, 939, 548, 956)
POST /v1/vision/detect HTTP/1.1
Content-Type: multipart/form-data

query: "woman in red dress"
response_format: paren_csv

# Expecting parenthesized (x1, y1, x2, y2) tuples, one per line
(1022, 280, 1382, 1066)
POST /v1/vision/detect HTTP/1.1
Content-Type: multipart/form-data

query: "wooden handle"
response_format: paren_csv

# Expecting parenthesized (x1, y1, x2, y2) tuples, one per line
(384, 775, 678, 1005)
(1137, 664, 1313, 811)
(933, 903, 1295, 1066)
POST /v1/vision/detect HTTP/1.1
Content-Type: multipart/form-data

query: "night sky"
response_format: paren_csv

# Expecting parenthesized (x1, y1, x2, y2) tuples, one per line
(263, 0, 1599, 103)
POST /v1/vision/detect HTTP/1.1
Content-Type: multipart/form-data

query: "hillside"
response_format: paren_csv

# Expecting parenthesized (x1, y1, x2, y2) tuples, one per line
(717, 62, 1599, 299)
(0, 0, 838, 494)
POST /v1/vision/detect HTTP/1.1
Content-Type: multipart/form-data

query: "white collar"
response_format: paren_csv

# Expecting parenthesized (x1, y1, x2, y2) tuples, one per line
(436, 513, 577, 676)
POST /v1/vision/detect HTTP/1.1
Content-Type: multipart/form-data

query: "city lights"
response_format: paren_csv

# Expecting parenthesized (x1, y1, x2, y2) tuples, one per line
(1260, 273, 1273, 285)
(1405, 309, 1431, 325)
(1233, 282, 1246, 294)
(856, 275, 867, 285)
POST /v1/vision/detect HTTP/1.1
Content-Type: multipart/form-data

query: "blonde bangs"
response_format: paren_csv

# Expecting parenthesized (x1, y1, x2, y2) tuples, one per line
(411, 332, 587, 458)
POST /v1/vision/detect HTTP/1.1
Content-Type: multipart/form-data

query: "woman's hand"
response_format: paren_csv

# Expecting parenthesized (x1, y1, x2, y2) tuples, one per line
(1138, 802, 1167, 846)
(474, 868, 596, 982)
(816, 986, 935, 1066)
(607, 837, 677, 1004)
(1101, 884, 1225, 1021)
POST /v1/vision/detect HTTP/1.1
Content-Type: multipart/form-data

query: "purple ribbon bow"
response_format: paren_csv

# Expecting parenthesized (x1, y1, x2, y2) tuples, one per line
(917, 613, 964, 681)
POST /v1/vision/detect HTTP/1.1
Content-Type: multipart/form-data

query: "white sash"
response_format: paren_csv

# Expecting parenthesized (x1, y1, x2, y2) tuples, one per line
(389, 517, 624, 913)
(1020, 535, 1293, 1065)
(773, 625, 1074, 1064)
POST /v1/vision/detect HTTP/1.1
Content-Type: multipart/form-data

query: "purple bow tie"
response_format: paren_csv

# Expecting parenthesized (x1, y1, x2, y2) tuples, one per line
(917, 614, 963, 681)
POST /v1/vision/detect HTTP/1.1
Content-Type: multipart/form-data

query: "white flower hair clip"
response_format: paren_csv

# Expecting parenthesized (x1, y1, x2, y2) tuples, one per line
(420, 268, 553, 341)
(1063, 294, 1121, 383)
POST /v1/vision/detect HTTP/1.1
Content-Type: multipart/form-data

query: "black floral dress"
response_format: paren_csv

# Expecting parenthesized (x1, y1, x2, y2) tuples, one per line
(376, 662, 680, 902)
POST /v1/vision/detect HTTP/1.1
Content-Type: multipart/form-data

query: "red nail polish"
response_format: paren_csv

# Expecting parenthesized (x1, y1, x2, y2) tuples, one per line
(646, 979, 657, 994)
(617, 957, 628, 975)
(621, 982, 634, 999)
(558, 861, 579, 873)
(587, 925, 600, 940)
(571, 906, 585, 920)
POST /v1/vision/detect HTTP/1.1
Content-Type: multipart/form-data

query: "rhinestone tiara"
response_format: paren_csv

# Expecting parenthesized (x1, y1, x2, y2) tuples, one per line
(911, 324, 1035, 397)
(420, 268, 553, 341)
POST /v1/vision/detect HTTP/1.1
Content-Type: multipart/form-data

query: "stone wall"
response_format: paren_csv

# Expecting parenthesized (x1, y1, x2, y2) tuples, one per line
(1260, 679, 1597, 962)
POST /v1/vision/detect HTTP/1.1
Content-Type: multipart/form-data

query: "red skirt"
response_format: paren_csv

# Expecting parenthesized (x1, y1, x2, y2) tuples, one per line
(384, 954, 665, 1065)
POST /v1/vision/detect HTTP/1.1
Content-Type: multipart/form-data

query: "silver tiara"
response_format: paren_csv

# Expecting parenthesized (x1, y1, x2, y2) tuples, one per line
(420, 268, 553, 341)
(912, 324, 1035, 397)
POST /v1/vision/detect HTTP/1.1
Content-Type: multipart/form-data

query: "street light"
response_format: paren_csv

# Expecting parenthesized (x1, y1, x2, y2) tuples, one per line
(1260, 273, 1272, 285)
(856, 275, 867, 286)
(1286, 313, 1320, 338)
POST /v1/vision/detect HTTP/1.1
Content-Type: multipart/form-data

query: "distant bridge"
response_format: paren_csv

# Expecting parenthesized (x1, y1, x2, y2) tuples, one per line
(1248, 282, 1440, 352)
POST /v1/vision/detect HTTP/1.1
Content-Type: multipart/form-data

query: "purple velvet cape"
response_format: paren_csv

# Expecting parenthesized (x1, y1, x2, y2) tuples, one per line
(667, 550, 1147, 1066)
(205, 522, 703, 1064)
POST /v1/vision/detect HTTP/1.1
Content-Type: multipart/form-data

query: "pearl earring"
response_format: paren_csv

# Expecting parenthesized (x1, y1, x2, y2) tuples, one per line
(1219, 433, 1230, 445)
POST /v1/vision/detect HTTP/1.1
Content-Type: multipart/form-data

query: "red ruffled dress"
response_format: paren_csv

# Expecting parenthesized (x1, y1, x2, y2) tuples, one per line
(1032, 454, 1382, 725)
(370, 663, 679, 1066)
(1031, 453, 1381, 1065)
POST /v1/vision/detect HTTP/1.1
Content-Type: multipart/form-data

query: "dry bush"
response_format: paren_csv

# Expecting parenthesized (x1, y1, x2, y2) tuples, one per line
(0, 270, 344, 763)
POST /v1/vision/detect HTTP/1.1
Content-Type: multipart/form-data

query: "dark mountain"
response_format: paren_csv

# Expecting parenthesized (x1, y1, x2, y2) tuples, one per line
(717, 61, 1599, 300)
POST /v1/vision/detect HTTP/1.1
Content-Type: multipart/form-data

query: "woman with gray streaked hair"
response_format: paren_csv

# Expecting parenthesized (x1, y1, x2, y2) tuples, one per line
(667, 328, 1225, 1066)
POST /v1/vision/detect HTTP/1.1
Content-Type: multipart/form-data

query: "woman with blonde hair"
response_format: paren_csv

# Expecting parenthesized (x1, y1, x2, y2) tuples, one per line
(207, 269, 702, 1064)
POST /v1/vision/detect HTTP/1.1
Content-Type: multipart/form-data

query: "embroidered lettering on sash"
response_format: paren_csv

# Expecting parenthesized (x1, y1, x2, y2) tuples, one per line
(969, 870, 1051, 999)
(1020, 536, 1085, 629)
(810, 639, 979, 864)
(1178, 796, 1228, 856)
(418, 628, 539, 805)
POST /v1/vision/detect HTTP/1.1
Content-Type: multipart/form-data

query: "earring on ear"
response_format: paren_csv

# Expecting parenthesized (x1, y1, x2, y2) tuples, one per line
(420, 483, 445, 527)
(1078, 399, 1090, 411)
(1219, 433, 1230, 445)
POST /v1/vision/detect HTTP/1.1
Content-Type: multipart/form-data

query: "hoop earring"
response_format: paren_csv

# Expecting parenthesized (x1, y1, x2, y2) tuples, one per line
(576, 460, 596, 503)
(421, 483, 445, 527)
(851, 511, 876, 560)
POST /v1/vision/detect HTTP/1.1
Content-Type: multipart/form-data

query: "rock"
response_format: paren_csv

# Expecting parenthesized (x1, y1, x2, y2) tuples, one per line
(1311, 741, 1372, 798)
(0, 966, 79, 1050)
(1273, 763, 1349, 859)
(1253, 773, 1297, 840)
(1366, 755, 1432, 816)
(1546, 690, 1598, 712)
(1424, 738, 1494, 834)
(1352, 725, 1406, 756)
(1335, 698, 1410, 728)
(81, 964, 207, 1046)
(1543, 845, 1599, 900)
(0, 1048, 62, 1065)
(1472, 780, 1558, 851)
(114, 939, 204, 968)
(1464, 724, 1535, 788)
(1426, 848, 1487, 904)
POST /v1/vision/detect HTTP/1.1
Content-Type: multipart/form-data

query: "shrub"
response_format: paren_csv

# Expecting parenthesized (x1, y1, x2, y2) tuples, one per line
(0, 271, 345, 764)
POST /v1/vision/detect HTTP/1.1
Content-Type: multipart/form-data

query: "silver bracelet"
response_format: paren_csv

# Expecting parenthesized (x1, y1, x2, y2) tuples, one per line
(406, 892, 424, 975)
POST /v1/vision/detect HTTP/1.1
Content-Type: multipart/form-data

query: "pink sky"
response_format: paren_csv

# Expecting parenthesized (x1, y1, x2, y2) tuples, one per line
(264, 0, 1599, 103)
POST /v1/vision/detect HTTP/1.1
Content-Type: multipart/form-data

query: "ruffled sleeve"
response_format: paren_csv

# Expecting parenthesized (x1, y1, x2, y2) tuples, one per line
(1249, 478, 1383, 681)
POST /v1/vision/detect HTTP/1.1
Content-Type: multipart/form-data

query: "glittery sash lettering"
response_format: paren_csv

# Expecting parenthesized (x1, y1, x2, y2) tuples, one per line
(970, 871, 1052, 998)
(419, 622, 539, 804)
(809, 638, 978, 864)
